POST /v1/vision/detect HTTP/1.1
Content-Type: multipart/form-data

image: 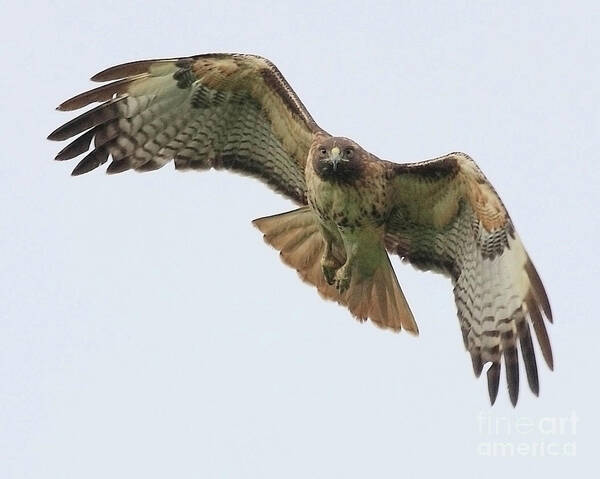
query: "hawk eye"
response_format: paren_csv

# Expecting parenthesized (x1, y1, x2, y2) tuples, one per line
(319, 147, 327, 156)
(344, 148, 354, 159)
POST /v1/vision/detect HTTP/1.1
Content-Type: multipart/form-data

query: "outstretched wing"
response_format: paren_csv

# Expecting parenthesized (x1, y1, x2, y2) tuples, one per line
(48, 53, 324, 204)
(384, 152, 553, 406)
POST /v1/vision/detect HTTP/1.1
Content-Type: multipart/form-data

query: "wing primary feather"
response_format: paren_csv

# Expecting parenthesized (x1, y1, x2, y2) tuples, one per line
(526, 294, 554, 370)
(90, 59, 174, 82)
(57, 75, 146, 111)
(135, 160, 164, 172)
(487, 362, 501, 405)
(54, 126, 99, 161)
(518, 322, 540, 396)
(106, 158, 133, 174)
(47, 98, 122, 141)
(525, 259, 552, 322)
(471, 350, 483, 377)
(504, 345, 520, 407)
(71, 143, 111, 176)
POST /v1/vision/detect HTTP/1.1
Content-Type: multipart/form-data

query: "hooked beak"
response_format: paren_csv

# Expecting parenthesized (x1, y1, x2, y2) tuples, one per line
(329, 146, 341, 171)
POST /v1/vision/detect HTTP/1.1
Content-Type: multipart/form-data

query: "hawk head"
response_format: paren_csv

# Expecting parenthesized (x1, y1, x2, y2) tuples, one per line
(311, 137, 365, 183)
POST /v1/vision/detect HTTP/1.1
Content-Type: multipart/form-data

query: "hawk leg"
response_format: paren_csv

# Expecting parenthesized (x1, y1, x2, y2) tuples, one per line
(319, 224, 344, 286)
(333, 239, 357, 294)
(331, 227, 380, 294)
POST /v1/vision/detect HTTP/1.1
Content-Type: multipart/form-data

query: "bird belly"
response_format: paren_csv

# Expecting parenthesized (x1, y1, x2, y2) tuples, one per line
(306, 173, 389, 275)
(307, 173, 386, 231)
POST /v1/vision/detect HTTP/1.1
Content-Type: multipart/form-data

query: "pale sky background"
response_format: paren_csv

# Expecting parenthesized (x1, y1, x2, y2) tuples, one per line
(2, 1, 598, 477)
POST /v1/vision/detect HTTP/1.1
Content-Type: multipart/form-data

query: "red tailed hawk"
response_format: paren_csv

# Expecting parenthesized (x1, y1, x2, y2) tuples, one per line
(48, 53, 553, 406)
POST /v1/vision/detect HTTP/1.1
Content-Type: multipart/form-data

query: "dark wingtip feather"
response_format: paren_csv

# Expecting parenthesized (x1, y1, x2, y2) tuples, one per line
(57, 89, 110, 112)
(90, 59, 171, 82)
(527, 294, 554, 370)
(47, 99, 121, 142)
(106, 158, 132, 174)
(471, 351, 483, 377)
(135, 160, 164, 172)
(71, 146, 110, 176)
(487, 362, 500, 405)
(54, 127, 97, 161)
(57, 77, 142, 111)
(47, 127, 65, 141)
(71, 164, 93, 176)
(504, 346, 520, 407)
(525, 259, 553, 322)
(519, 323, 540, 396)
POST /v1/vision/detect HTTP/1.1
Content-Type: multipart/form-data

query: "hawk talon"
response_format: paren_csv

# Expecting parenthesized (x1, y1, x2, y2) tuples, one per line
(333, 267, 351, 293)
(321, 260, 339, 285)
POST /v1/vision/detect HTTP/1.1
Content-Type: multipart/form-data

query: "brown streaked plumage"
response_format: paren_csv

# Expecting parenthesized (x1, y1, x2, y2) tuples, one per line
(48, 53, 553, 406)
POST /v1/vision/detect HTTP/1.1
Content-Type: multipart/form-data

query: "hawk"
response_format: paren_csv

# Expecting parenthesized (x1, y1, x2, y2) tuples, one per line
(48, 53, 553, 406)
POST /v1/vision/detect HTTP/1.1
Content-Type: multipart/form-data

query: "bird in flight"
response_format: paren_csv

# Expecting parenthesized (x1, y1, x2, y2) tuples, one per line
(48, 53, 553, 406)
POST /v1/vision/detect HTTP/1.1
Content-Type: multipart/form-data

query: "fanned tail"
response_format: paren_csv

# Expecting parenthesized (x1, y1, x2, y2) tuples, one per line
(253, 207, 418, 334)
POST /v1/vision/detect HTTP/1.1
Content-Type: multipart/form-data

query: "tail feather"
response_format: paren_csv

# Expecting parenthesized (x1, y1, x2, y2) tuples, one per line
(360, 254, 418, 333)
(253, 207, 419, 334)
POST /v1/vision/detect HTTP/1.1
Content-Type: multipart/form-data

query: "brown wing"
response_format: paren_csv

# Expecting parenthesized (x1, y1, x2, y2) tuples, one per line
(48, 53, 325, 204)
(384, 152, 553, 406)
